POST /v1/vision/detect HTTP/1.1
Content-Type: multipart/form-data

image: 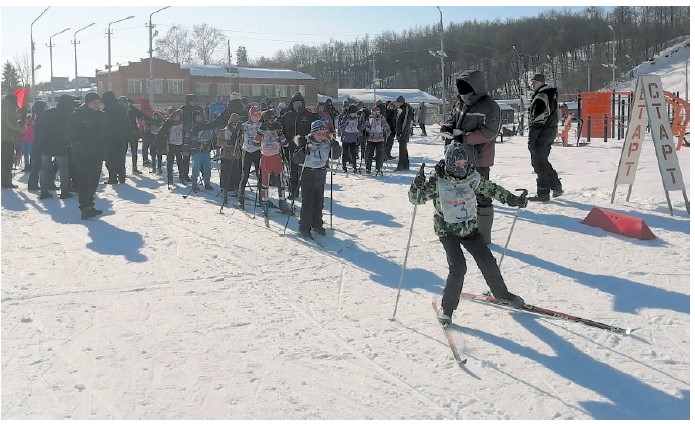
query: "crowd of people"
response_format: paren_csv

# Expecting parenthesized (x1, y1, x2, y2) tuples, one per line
(2, 71, 563, 321)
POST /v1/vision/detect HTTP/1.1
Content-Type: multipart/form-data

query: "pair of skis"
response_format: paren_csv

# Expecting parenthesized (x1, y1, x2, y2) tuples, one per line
(433, 293, 637, 364)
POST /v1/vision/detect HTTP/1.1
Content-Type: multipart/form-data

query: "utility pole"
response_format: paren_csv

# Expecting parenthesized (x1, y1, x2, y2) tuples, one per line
(436, 6, 446, 116)
(72, 23, 95, 97)
(148, 6, 171, 107)
(31, 6, 50, 89)
(107, 15, 134, 92)
(228, 39, 232, 88)
(371, 55, 377, 104)
(48, 27, 71, 106)
(608, 24, 616, 92)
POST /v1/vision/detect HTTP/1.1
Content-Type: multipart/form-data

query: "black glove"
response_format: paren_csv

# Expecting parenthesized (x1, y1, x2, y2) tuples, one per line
(507, 193, 528, 208)
(412, 164, 427, 189)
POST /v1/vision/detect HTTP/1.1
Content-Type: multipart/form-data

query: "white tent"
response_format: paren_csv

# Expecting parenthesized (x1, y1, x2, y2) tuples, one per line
(337, 89, 443, 105)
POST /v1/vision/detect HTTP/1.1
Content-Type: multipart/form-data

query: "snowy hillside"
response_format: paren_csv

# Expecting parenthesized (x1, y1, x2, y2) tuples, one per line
(1, 113, 689, 418)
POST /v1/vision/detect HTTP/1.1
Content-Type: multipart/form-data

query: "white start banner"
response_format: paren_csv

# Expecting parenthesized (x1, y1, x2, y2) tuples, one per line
(614, 75, 686, 191)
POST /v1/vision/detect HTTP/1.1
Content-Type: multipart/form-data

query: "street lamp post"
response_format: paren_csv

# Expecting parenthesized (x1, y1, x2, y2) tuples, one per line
(48, 27, 71, 106)
(107, 15, 135, 92)
(73, 23, 95, 97)
(148, 6, 171, 107)
(436, 6, 446, 116)
(30, 6, 50, 89)
(608, 24, 616, 91)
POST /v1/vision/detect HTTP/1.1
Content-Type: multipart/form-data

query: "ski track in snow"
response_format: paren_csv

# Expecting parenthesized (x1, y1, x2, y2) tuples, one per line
(1, 47, 691, 418)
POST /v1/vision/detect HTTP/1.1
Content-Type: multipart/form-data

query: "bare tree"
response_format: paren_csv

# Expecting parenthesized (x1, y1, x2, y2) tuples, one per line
(191, 24, 225, 65)
(13, 51, 31, 86)
(155, 25, 192, 65)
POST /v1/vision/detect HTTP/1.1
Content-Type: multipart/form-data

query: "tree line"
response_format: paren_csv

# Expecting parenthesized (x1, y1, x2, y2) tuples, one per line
(3, 7, 688, 99)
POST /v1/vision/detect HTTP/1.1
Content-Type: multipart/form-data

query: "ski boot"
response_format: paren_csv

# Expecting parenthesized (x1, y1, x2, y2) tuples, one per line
(278, 199, 292, 215)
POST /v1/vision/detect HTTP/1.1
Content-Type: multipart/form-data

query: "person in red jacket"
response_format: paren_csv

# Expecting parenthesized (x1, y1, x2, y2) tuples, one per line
(440, 70, 502, 245)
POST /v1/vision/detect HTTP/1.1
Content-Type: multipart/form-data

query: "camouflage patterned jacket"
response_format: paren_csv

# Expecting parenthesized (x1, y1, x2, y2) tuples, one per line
(408, 160, 515, 238)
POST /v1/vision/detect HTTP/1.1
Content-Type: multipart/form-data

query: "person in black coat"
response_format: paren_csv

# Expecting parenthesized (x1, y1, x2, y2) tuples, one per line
(281, 92, 318, 199)
(65, 93, 110, 219)
(27, 100, 47, 190)
(37, 95, 75, 199)
(393, 95, 414, 171)
(384, 101, 398, 160)
(121, 97, 153, 175)
(101, 91, 131, 184)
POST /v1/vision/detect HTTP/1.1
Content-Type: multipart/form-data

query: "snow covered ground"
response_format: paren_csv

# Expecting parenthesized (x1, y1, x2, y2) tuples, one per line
(2, 34, 691, 420)
(1, 117, 689, 418)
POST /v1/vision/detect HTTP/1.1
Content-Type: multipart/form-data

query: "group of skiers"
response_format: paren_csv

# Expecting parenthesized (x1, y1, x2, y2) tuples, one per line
(2, 70, 562, 323)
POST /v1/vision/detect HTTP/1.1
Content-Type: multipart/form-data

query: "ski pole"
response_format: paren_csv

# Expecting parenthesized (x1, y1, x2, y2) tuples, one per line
(390, 163, 426, 321)
(498, 189, 528, 269)
(330, 157, 334, 229)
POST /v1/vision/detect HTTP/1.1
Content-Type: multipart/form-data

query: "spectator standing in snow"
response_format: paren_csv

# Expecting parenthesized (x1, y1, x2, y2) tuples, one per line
(101, 91, 130, 184)
(1, 94, 24, 189)
(409, 142, 528, 325)
(527, 74, 563, 202)
(440, 70, 501, 245)
(37, 95, 75, 200)
(394, 95, 414, 171)
(27, 100, 47, 191)
(216, 112, 243, 198)
(418, 102, 428, 136)
(280, 92, 318, 199)
(384, 101, 398, 160)
(292, 120, 341, 240)
(65, 92, 110, 219)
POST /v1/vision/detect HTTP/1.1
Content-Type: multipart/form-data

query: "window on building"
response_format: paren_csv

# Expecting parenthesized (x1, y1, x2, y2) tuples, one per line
(97, 81, 104, 94)
(239, 84, 251, 97)
(276, 85, 287, 98)
(217, 83, 232, 96)
(251, 84, 263, 97)
(168, 80, 184, 95)
(127, 79, 142, 95)
(298, 85, 306, 97)
(262, 85, 275, 97)
(147, 79, 163, 95)
(195, 82, 210, 96)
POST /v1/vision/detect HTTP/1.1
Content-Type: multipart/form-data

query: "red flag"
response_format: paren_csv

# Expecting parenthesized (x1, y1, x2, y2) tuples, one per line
(14, 85, 30, 109)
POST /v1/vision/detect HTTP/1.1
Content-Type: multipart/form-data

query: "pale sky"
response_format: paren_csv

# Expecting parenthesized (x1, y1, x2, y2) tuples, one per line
(2, 4, 600, 84)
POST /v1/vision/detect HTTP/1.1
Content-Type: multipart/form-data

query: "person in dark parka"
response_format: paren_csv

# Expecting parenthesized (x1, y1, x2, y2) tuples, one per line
(281, 92, 318, 199)
(440, 70, 502, 244)
(27, 100, 47, 190)
(37, 95, 75, 199)
(101, 91, 131, 184)
(65, 93, 110, 219)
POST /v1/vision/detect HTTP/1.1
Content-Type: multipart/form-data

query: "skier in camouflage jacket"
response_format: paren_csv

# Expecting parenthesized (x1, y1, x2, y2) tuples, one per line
(408, 142, 527, 325)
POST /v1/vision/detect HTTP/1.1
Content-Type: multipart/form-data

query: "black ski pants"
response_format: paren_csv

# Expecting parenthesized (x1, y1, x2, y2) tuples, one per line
(397, 132, 410, 169)
(166, 144, 184, 181)
(238, 149, 261, 194)
(365, 141, 384, 172)
(220, 157, 241, 192)
(439, 230, 512, 313)
(105, 142, 127, 182)
(74, 158, 103, 211)
(341, 143, 358, 170)
(299, 168, 327, 233)
(384, 132, 396, 159)
(528, 128, 561, 192)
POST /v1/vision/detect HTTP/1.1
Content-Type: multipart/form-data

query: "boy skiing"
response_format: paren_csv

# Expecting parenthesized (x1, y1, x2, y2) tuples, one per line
(188, 110, 216, 191)
(365, 105, 390, 175)
(292, 120, 342, 239)
(255, 109, 292, 216)
(237, 106, 263, 208)
(409, 142, 528, 325)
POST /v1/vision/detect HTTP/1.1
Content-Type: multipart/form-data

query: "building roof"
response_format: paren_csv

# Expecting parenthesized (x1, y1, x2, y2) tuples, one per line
(337, 89, 443, 105)
(186, 65, 316, 80)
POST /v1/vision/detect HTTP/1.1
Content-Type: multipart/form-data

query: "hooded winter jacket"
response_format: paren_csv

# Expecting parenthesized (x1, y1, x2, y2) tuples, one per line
(441, 70, 501, 168)
(528, 84, 559, 147)
(38, 95, 75, 157)
(1, 94, 23, 143)
(65, 103, 110, 161)
(281, 92, 318, 146)
(101, 91, 132, 150)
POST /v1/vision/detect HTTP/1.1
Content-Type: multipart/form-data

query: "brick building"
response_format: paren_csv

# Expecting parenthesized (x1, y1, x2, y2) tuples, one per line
(95, 58, 318, 111)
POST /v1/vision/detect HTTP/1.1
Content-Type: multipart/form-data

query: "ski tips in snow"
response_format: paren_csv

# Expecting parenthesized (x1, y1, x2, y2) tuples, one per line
(432, 297, 467, 365)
